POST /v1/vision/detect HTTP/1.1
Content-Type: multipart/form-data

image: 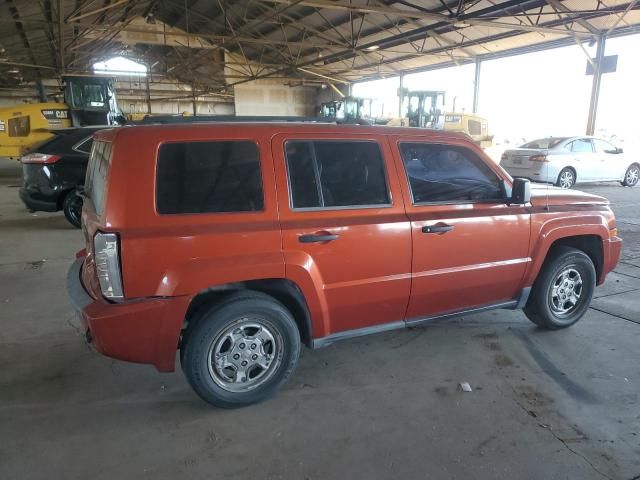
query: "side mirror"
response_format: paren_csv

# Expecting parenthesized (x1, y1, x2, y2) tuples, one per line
(616, 147, 624, 154)
(509, 177, 531, 205)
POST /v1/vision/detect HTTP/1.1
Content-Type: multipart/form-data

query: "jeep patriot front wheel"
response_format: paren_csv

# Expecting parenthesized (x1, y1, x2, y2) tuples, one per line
(524, 246, 596, 329)
(181, 292, 301, 408)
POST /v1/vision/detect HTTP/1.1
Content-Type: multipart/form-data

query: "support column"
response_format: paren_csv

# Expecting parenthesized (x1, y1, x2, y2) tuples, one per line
(57, 0, 64, 73)
(191, 86, 197, 116)
(472, 58, 481, 113)
(586, 34, 606, 135)
(145, 68, 152, 114)
(398, 73, 404, 117)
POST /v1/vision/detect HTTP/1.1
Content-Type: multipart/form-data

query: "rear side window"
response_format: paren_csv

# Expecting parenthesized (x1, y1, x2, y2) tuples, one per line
(285, 140, 390, 209)
(84, 140, 112, 216)
(156, 141, 263, 214)
(521, 137, 567, 149)
(74, 136, 94, 154)
(399, 143, 503, 204)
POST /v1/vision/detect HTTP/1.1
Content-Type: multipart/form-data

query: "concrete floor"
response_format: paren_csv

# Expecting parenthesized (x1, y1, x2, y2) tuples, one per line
(0, 158, 638, 480)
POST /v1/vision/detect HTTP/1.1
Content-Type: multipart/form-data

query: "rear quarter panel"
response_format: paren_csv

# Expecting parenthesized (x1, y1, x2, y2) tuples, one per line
(101, 126, 285, 300)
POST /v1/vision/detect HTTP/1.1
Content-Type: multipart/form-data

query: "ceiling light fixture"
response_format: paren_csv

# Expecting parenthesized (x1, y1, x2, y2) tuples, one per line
(366, 45, 380, 51)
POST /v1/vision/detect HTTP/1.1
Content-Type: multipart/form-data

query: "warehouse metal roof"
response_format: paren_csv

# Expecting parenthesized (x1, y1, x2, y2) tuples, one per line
(1, 0, 639, 94)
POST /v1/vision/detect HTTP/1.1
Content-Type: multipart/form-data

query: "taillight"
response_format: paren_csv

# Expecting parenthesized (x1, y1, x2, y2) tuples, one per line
(529, 154, 548, 162)
(94, 232, 123, 301)
(20, 153, 61, 164)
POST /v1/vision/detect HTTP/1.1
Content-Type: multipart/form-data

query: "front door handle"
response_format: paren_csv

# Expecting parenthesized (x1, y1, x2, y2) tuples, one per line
(422, 224, 454, 234)
(299, 233, 340, 243)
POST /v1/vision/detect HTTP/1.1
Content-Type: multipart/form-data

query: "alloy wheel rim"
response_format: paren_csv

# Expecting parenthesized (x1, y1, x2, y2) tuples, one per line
(207, 319, 283, 392)
(626, 166, 639, 185)
(549, 267, 583, 317)
(559, 171, 574, 188)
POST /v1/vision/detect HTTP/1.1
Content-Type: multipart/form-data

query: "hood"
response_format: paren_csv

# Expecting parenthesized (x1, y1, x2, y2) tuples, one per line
(529, 184, 609, 207)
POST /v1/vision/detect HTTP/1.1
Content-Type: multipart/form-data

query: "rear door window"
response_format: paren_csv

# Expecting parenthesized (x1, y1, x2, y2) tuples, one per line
(569, 139, 594, 153)
(156, 141, 263, 214)
(285, 140, 390, 209)
(84, 140, 112, 216)
(399, 143, 503, 204)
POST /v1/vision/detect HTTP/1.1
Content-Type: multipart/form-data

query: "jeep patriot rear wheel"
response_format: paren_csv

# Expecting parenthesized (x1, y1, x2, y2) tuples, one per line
(524, 246, 596, 329)
(181, 292, 301, 408)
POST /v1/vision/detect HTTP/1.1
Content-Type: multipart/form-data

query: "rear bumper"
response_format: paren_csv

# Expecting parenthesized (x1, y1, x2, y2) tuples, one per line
(600, 236, 623, 285)
(66, 257, 191, 372)
(19, 188, 58, 212)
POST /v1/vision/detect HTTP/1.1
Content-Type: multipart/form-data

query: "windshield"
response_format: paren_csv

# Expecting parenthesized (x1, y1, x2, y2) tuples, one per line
(520, 137, 568, 149)
(69, 82, 108, 109)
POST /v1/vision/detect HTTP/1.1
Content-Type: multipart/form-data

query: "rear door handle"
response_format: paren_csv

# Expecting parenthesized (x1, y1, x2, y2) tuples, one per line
(422, 225, 454, 234)
(299, 233, 339, 243)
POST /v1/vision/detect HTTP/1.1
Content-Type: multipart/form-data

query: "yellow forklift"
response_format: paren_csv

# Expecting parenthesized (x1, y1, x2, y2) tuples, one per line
(0, 75, 124, 159)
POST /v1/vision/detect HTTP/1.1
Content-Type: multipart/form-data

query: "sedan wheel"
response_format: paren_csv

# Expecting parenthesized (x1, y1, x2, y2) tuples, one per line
(622, 164, 640, 187)
(556, 168, 575, 189)
(62, 190, 83, 228)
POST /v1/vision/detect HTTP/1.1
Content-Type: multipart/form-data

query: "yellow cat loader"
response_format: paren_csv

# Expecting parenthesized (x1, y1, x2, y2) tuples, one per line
(0, 75, 124, 159)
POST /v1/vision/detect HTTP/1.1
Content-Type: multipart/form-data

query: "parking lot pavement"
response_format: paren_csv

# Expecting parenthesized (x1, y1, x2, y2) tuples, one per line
(1, 158, 639, 480)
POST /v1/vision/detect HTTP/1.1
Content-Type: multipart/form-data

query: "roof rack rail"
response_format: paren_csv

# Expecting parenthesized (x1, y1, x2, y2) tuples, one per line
(135, 115, 336, 125)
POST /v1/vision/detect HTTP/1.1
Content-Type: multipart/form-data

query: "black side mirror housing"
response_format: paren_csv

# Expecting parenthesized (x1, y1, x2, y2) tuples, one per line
(616, 147, 624, 154)
(509, 177, 531, 205)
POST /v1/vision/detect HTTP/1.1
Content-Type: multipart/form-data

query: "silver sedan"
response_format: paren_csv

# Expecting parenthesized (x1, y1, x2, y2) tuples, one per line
(500, 136, 639, 188)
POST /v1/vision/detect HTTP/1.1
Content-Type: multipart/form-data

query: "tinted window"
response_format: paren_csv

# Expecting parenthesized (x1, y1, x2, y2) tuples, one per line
(399, 143, 503, 204)
(285, 140, 390, 209)
(521, 137, 567, 149)
(84, 140, 111, 216)
(156, 141, 263, 214)
(570, 139, 593, 153)
(593, 139, 616, 153)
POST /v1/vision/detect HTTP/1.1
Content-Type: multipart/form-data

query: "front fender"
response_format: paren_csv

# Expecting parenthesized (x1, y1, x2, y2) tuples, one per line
(523, 213, 609, 286)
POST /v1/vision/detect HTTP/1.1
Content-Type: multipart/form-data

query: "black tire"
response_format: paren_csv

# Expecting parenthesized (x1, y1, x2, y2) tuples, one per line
(62, 190, 83, 228)
(621, 163, 640, 187)
(524, 246, 596, 329)
(181, 291, 301, 408)
(556, 167, 576, 189)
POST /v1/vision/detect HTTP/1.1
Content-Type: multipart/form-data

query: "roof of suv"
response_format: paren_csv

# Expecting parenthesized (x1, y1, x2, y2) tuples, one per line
(96, 122, 472, 142)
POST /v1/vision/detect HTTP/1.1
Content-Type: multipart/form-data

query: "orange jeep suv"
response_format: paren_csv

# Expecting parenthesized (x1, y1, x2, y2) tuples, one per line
(67, 121, 622, 408)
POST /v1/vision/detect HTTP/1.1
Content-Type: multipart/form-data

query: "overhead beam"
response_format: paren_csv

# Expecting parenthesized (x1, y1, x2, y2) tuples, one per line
(262, 0, 595, 37)
(606, 0, 639, 35)
(545, 0, 600, 35)
(66, 0, 131, 22)
(0, 17, 346, 51)
(321, 1, 634, 79)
